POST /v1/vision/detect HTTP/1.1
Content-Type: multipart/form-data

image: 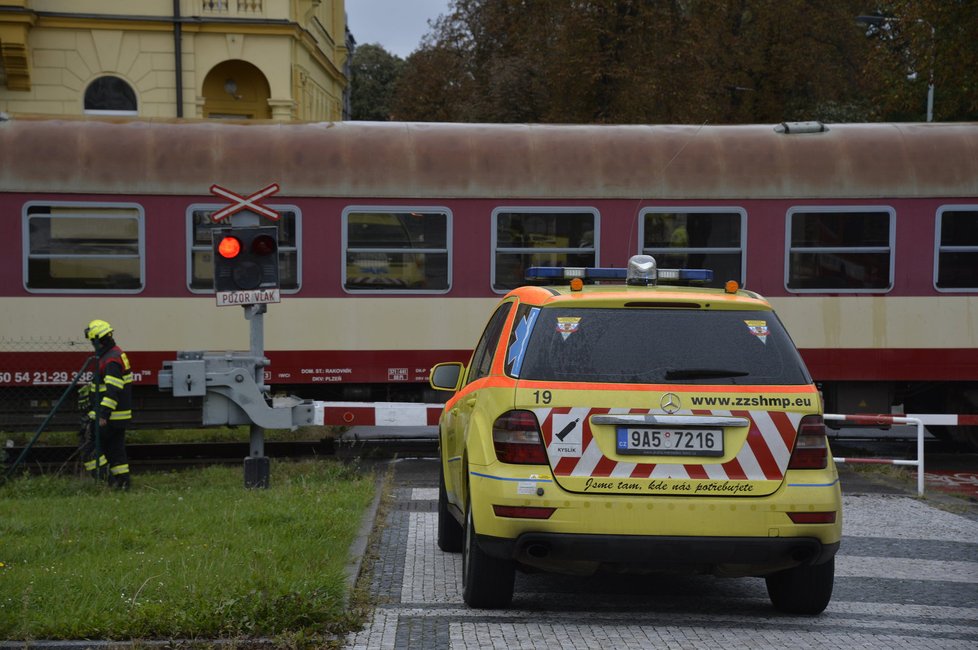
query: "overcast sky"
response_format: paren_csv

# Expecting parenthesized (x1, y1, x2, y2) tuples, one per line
(345, 0, 453, 58)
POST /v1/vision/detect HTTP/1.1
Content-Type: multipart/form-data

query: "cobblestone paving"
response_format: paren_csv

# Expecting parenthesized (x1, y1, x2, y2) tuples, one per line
(344, 460, 978, 649)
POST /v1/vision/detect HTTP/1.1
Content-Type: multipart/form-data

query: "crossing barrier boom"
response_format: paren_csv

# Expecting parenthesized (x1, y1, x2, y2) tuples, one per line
(825, 413, 926, 496)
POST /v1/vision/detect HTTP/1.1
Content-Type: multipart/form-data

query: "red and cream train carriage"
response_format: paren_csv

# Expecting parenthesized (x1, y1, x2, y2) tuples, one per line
(1, 116, 976, 445)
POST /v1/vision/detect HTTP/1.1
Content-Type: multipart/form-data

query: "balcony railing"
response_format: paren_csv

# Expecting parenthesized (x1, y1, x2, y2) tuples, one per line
(201, 1, 264, 14)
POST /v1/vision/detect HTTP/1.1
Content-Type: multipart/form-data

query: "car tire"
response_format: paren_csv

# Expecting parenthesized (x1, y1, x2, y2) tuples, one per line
(765, 557, 835, 615)
(462, 495, 515, 609)
(437, 466, 463, 553)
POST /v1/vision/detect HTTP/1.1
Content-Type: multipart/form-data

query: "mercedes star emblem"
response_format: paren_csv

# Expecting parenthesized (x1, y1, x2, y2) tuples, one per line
(660, 392, 681, 414)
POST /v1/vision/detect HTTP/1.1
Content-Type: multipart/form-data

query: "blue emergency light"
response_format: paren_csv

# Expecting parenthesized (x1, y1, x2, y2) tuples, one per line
(526, 267, 625, 280)
(526, 255, 713, 286)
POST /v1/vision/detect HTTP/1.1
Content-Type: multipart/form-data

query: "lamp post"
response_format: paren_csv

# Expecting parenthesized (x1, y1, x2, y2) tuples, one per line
(924, 21, 935, 122)
(857, 14, 935, 122)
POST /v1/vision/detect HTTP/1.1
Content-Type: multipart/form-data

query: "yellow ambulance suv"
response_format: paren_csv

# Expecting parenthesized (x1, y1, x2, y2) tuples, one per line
(430, 255, 842, 614)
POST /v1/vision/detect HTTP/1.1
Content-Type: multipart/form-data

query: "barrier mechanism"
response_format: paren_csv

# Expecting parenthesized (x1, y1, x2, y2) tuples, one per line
(825, 413, 925, 496)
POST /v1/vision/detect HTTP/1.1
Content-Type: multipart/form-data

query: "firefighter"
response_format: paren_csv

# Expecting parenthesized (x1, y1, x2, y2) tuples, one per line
(80, 319, 133, 490)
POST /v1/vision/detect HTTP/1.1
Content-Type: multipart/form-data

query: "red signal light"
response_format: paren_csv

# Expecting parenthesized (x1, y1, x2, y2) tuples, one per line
(211, 225, 280, 294)
(217, 236, 241, 259)
(251, 234, 277, 255)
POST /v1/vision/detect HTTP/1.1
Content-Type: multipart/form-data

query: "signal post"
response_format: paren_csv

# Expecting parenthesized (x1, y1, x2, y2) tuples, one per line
(159, 183, 312, 488)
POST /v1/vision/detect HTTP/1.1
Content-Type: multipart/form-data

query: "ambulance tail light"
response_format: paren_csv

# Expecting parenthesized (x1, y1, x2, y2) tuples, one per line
(788, 415, 828, 469)
(493, 410, 547, 465)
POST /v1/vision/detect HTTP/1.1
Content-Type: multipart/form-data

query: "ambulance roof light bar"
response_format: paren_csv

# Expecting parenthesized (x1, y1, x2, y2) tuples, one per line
(525, 255, 713, 286)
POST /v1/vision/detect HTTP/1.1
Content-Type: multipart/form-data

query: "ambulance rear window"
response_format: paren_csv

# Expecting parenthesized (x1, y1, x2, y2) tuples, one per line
(516, 308, 810, 385)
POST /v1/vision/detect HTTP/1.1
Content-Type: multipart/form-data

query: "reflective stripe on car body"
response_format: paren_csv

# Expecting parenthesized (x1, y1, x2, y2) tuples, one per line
(531, 402, 811, 496)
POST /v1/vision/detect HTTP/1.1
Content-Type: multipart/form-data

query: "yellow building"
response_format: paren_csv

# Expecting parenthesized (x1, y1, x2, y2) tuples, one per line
(0, 0, 349, 120)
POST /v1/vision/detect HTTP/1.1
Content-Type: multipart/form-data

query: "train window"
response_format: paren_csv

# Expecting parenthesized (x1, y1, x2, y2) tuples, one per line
(492, 208, 598, 292)
(639, 208, 746, 288)
(187, 206, 301, 293)
(935, 207, 978, 291)
(23, 203, 144, 293)
(785, 207, 894, 292)
(342, 208, 451, 293)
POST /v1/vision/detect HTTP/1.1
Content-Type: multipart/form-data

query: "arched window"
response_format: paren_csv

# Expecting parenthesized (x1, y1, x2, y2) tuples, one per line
(84, 76, 138, 115)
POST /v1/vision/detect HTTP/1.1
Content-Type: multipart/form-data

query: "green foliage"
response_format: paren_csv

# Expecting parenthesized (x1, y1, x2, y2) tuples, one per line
(2, 425, 343, 447)
(860, 0, 978, 121)
(371, 0, 978, 124)
(391, 0, 878, 123)
(0, 461, 374, 642)
(349, 43, 405, 120)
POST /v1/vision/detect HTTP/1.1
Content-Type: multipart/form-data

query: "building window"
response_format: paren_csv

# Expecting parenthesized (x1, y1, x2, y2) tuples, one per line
(935, 207, 978, 291)
(786, 207, 894, 292)
(188, 207, 300, 292)
(342, 208, 451, 293)
(639, 208, 746, 288)
(24, 203, 144, 293)
(84, 76, 137, 115)
(492, 208, 598, 292)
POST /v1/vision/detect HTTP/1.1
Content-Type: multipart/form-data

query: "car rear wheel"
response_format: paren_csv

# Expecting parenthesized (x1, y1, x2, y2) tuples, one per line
(437, 466, 463, 552)
(462, 495, 515, 609)
(765, 557, 835, 615)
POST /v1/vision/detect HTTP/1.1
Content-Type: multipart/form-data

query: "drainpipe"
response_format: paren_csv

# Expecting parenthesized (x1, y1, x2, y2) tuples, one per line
(173, 0, 184, 117)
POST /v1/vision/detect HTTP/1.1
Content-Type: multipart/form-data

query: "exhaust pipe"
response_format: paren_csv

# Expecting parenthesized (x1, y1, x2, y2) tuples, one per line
(526, 543, 550, 559)
(791, 546, 816, 563)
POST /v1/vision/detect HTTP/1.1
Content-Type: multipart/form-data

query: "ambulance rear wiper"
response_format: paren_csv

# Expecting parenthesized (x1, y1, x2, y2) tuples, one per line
(663, 368, 750, 380)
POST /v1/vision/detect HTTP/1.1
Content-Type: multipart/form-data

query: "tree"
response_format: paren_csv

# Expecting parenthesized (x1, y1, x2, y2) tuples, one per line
(390, 0, 977, 124)
(394, 0, 690, 123)
(684, 0, 877, 123)
(860, 0, 978, 122)
(349, 43, 404, 121)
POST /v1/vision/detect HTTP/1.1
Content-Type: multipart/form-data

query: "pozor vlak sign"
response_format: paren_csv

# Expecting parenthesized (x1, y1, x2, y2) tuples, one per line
(209, 184, 282, 307)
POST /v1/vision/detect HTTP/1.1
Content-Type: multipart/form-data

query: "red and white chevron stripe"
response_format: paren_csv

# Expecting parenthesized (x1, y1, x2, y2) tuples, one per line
(534, 407, 803, 482)
(313, 401, 442, 426)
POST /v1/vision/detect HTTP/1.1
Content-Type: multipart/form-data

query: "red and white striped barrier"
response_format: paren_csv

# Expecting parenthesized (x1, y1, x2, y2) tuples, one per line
(825, 413, 927, 495)
(313, 401, 443, 427)
(830, 413, 978, 427)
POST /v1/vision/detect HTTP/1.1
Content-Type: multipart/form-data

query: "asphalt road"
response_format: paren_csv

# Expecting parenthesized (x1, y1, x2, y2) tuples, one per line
(344, 457, 978, 649)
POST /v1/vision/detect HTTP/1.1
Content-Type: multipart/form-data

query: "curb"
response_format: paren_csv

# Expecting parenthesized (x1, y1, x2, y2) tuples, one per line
(343, 460, 391, 598)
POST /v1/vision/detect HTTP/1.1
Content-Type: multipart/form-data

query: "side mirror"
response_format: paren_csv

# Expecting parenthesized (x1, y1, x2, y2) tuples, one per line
(430, 362, 464, 391)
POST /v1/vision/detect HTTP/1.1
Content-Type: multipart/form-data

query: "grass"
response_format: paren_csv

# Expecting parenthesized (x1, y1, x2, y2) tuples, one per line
(845, 461, 915, 482)
(2, 425, 346, 447)
(0, 460, 375, 645)
(842, 459, 978, 514)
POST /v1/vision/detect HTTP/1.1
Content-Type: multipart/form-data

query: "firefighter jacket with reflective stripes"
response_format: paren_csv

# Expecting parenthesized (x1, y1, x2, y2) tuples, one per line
(84, 346, 133, 422)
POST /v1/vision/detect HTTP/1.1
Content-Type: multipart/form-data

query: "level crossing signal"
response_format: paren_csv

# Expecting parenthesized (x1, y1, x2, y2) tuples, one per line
(212, 226, 281, 306)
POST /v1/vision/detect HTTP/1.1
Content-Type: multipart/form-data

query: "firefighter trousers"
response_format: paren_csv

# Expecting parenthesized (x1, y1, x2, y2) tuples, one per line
(81, 421, 130, 489)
